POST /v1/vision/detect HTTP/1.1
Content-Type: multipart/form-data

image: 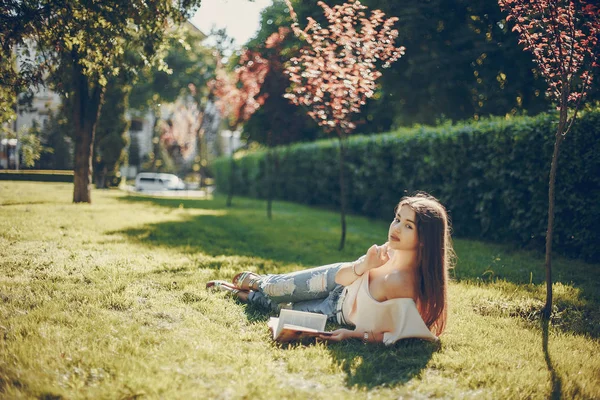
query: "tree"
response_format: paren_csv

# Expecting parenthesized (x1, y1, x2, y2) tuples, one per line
(0, 0, 202, 202)
(245, 25, 326, 217)
(246, 0, 575, 136)
(284, 0, 404, 250)
(498, 0, 600, 318)
(0, 85, 16, 132)
(18, 121, 47, 168)
(262, 28, 296, 219)
(211, 49, 269, 207)
(37, 107, 74, 170)
(93, 77, 129, 188)
(130, 24, 216, 177)
(243, 1, 324, 146)
(363, 0, 552, 126)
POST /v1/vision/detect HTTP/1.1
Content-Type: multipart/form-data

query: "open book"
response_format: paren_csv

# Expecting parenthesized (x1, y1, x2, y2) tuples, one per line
(267, 309, 333, 343)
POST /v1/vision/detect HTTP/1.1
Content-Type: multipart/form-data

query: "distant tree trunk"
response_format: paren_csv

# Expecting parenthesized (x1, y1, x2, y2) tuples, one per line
(543, 87, 569, 319)
(15, 127, 20, 171)
(71, 58, 105, 203)
(196, 126, 204, 186)
(266, 130, 273, 219)
(98, 165, 109, 189)
(226, 133, 235, 207)
(338, 133, 348, 251)
(195, 98, 214, 188)
(150, 109, 161, 171)
(95, 163, 107, 189)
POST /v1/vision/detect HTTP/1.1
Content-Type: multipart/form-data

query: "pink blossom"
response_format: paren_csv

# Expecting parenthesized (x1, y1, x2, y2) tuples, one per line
(209, 49, 270, 129)
(283, 0, 404, 136)
(498, 0, 600, 105)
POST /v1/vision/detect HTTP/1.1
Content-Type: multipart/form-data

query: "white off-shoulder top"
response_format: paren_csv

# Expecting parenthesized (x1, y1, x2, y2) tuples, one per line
(340, 272, 438, 345)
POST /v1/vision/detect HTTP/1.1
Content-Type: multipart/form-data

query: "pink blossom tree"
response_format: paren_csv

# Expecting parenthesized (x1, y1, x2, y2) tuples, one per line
(211, 49, 269, 206)
(498, 0, 600, 317)
(284, 0, 405, 250)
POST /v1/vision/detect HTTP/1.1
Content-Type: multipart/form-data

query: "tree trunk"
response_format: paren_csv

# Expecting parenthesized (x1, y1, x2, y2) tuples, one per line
(543, 95, 569, 319)
(95, 165, 107, 189)
(338, 135, 348, 251)
(196, 96, 218, 188)
(150, 109, 161, 171)
(266, 150, 273, 220)
(226, 133, 235, 207)
(72, 61, 105, 203)
(266, 131, 273, 219)
(15, 127, 20, 171)
(196, 128, 204, 187)
(195, 100, 210, 189)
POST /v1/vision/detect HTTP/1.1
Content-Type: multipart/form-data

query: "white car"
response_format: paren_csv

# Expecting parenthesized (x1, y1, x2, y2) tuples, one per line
(135, 172, 186, 192)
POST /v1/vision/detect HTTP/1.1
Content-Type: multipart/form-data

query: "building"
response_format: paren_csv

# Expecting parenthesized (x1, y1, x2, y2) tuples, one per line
(0, 138, 18, 169)
(14, 86, 61, 134)
(0, 40, 61, 169)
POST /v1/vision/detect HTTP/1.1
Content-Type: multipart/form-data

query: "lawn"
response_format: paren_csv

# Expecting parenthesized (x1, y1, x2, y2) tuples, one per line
(0, 181, 598, 399)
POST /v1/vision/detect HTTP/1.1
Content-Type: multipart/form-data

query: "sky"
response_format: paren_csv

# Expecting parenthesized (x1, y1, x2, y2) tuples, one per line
(190, 0, 273, 47)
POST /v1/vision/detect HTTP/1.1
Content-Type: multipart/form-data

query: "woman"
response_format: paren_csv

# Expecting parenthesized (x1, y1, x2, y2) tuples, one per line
(206, 193, 454, 344)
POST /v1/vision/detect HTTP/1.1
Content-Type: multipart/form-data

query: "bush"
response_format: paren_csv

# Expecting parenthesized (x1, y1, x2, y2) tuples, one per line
(213, 110, 600, 262)
(0, 170, 74, 183)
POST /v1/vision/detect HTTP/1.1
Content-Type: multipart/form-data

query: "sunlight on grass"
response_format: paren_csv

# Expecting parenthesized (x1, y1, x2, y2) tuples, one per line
(0, 182, 599, 399)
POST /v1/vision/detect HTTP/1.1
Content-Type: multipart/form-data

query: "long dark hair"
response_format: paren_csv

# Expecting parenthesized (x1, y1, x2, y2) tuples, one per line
(398, 193, 454, 335)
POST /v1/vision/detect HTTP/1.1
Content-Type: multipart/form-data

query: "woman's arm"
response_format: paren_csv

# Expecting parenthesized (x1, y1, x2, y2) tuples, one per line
(320, 329, 385, 343)
(335, 243, 390, 286)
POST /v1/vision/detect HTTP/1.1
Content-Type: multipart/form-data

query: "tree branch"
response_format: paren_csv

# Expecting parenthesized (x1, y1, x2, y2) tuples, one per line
(564, 75, 589, 136)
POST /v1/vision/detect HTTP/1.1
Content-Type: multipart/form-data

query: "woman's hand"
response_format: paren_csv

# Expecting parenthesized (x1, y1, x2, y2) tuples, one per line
(319, 329, 355, 342)
(334, 242, 391, 286)
(362, 243, 390, 272)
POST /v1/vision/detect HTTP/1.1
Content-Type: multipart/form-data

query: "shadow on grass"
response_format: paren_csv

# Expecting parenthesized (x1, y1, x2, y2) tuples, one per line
(451, 238, 600, 339)
(118, 193, 227, 210)
(113, 195, 365, 268)
(471, 285, 600, 339)
(325, 340, 436, 389)
(542, 318, 563, 400)
(241, 303, 434, 389)
(0, 200, 65, 207)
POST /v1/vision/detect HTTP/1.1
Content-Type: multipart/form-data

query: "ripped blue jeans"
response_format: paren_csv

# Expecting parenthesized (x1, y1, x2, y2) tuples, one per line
(247, 263, 345, 321)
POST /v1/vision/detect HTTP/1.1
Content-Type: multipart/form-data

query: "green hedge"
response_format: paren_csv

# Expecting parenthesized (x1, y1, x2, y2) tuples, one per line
(214, 110, 600, 262)
(0, 170, 74, 183)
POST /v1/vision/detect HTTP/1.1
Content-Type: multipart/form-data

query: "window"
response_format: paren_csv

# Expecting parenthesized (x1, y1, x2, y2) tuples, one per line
(130, 119, 144, 132)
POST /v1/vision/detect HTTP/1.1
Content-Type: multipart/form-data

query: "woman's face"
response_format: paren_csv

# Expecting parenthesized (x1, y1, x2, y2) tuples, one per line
(388, 204, 420, 251)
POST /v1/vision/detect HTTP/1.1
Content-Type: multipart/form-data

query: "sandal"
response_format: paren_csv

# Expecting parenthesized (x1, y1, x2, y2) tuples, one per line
(232, 271, 261, 291)
(206, 280, 249, 302)
(206, 280, 239, 293)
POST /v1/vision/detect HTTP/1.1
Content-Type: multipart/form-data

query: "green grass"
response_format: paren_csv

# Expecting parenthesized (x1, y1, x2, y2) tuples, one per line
(0, 181, 599, 399)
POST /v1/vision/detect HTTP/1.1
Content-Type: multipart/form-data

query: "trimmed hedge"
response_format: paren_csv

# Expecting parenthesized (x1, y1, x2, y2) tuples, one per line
(213, 110, 600, 262)
(0, 170, 74, 183)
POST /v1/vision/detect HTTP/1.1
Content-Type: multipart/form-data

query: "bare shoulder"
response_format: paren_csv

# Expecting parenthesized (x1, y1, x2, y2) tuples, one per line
(383, 271, 416, 301)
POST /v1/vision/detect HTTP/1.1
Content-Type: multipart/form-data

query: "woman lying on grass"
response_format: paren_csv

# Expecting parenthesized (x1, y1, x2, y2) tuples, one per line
(206, 193, 454, 344)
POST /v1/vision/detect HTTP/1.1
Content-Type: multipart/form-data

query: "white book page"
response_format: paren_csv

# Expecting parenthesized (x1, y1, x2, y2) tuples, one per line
(279, 309, 326, 331)
(267, 317, 281, 339)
